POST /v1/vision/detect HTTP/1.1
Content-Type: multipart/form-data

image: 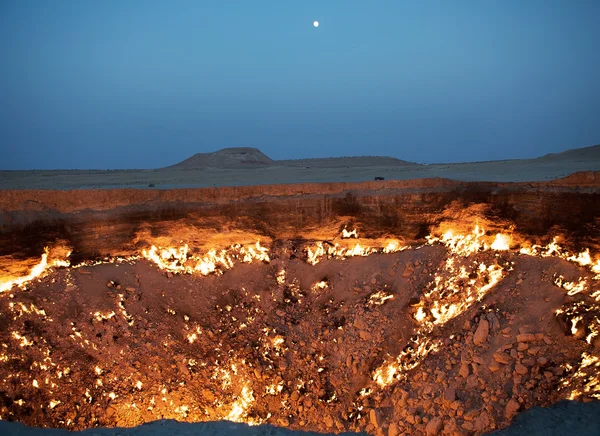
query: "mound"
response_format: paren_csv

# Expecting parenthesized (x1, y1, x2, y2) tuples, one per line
(166, 148, 275, 169)
(534, 144, 600, 163)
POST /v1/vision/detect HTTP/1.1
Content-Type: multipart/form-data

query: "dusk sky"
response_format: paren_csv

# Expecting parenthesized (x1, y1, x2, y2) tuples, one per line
(1, 1, 599, 169)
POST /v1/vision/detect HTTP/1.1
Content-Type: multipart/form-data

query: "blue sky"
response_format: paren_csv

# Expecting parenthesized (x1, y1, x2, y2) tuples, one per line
(1, 0, 599, 169)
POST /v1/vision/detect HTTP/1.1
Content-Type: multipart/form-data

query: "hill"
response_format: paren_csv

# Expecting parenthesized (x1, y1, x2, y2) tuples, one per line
(533, 144, 600, 162)
(165, 147, 275, 169)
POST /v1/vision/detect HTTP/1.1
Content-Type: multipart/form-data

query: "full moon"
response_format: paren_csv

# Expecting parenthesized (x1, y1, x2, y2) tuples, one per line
(313, 21, 319, 27)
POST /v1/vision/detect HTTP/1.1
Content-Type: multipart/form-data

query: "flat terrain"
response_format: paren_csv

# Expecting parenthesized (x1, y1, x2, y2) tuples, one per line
(1, 145, 599, 189)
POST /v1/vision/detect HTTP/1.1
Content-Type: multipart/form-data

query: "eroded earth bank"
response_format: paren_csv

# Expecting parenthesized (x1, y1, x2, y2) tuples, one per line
(0, 174, 599, 435)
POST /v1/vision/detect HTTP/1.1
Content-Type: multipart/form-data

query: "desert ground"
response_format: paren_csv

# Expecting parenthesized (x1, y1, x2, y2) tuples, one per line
(0, 146, 599, 436)
(1, 145, 599, 190)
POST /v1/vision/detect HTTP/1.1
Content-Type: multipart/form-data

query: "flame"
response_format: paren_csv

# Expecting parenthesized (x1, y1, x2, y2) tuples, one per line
(562, 353, 600, 400)
(367, 290, 394, 306)
(306, 239, 407, 265)
(373, 338, 442, 387)
(276, 269, 286, 285)
(311, 280, 328, 292)
(0, 247, 71, 293)
(341, 227, 358, 239)
(554, 276, 589, 296)
(491, 234, 511, 251)
(226, 384, 255, 423)
(142, 242, 270, 275)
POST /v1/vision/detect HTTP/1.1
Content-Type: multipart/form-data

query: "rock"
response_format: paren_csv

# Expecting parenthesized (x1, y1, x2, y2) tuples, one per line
(472, 355, 485, 365)
(388, 422, 399, 436)
(354, 318, 368, 330)
(425, 417, 443, 435)
(517, 333, 536, 342)
(505, 398, 520, 419)
(277, 417, 290, 427)
(486, 312, 500, 330)
(473, 319, 489, 345)
(473, 410, 491, 433)
(517, 342, 529, 351)
(459, 362, 470, 378)
(493, 352, 511, 365)
(443, 387, 456, 404)
(370, 408, 381, 429)
(515, 363, 528, 375)
(323, 414, 334, 428)
(488, 361, 501, 372)
(359, 330, 372, 341)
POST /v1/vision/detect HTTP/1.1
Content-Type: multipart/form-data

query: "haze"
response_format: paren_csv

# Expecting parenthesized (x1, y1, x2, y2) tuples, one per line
(1, 0, 600, 170)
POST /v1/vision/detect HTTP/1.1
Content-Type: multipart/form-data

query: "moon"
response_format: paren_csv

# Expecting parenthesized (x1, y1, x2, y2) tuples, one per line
(313, 20, 319, 28)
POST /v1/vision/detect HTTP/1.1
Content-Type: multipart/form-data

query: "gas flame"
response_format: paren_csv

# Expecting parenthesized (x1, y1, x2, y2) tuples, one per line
(341, 227, 358, 239)
(226, 384, 256, 423)
(0, 247, 71, 293)
(554, 276, 589, 296)
(142, 242, 270, 275)
(305, 239, 407, 265)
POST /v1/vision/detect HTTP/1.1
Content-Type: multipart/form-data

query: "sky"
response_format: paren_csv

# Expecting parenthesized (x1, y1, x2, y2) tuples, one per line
(1, 1, 600, 169)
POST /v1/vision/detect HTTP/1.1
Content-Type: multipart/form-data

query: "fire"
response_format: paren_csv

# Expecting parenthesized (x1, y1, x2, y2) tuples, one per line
(0, 247, 71, 293)
(305, 239, 407, 265)
(562, 353, 600, 401)
(142, 242, 270, 275)
(554, 276, 589, 296)
(226, 384, 256, 423)
(311, 281, 328, 291)
(367, 290, 394, 306)
(491, 233, 511, 251)
(426, 226, 513, 256)
(341, 227, 358, 239)
(373, 338, 442, 387)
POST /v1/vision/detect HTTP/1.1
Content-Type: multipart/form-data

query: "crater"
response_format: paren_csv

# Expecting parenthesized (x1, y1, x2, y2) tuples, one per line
(0, 176, 599, 435)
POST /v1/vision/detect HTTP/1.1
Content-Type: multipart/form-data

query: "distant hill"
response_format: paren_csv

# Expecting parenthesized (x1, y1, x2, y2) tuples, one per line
(533, 144, 600, 163)
(165, 147, 275, 169)
(165, 148, 418, 170)
(163, 144, 600, 171)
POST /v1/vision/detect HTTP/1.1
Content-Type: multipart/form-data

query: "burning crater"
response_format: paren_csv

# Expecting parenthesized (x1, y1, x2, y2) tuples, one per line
(0, 176, 599, 435)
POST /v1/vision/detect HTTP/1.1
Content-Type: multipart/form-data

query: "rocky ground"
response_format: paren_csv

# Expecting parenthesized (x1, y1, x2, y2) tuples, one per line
(0, 232, 599, 435)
